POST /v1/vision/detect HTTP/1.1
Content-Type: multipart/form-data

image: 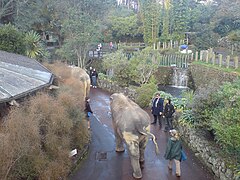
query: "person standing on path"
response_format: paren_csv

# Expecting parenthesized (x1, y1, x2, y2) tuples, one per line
(151, 93, 164, 128)
(91, 68, 98, 88)
(84, 97, 93, 129)
(164, 129, 182, 177)
(164, 98, 175, 131)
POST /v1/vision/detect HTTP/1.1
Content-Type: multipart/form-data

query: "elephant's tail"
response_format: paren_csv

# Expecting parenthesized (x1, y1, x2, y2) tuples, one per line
(146, 131, 160, 155)
(141, 126, 159, 155)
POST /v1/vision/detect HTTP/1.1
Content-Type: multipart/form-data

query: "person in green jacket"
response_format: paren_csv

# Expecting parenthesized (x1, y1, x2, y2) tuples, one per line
(164, 129, 182, 177)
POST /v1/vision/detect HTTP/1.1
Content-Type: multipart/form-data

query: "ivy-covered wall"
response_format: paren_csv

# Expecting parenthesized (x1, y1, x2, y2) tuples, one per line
(189, 64, 239, 90)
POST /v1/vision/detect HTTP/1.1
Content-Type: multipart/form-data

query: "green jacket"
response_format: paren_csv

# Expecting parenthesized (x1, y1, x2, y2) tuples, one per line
(164, 137, 182, 161)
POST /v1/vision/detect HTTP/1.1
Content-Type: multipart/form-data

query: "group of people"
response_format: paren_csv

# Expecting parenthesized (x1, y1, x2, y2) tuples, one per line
(89, 67, 98, 88)
(151, 92, 175, 131)
(151, 92, 183, 177)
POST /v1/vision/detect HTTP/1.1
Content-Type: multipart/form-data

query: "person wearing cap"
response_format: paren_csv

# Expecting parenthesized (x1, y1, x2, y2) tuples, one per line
(164, 129, 182, 177)
(164, 98, 175, 132)
(151, 93, 164, 128)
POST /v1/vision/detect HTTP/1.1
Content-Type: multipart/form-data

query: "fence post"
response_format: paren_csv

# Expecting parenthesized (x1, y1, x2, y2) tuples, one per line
(206, 51, 209, 63)
(195, 51, 198, 61)
(170, 40, 173, 49)
(212, 53, 215, 65)
(234, 56, 239, 69)
(174, 55, 177, 66)
(200, 51, 203, 61)
(219, 54, 222, 67)
(226, 55, 230, 68)
(209, 48, 213, 59)
(185, 55, 188, 68)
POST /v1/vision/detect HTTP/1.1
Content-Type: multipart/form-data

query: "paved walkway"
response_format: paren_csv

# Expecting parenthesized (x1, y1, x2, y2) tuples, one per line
(70, 88, 215, 180)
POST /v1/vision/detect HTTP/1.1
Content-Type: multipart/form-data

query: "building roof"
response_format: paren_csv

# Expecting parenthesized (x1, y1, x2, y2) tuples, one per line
(0, 50, 54, 103)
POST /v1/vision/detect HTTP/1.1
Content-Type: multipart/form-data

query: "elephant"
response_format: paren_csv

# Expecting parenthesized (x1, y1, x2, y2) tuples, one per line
(110, 93, 159, 179)
(70, 67, 91, 100)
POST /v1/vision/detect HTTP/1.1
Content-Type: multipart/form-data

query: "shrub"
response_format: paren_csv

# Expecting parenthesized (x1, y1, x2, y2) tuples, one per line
(209, 80, 240, 162)
(189, 83, 220, 128)
(0, 62, 90, 179)
(136, 82, 158, 108)
(0, 24, 26, 54)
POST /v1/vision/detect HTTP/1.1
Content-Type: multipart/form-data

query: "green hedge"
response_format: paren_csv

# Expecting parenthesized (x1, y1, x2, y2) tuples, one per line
(0, 24, 26, 54)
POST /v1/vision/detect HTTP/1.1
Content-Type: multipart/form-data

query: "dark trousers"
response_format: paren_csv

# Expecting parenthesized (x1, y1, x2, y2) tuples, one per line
(153, 114, 162, 126)
(165, 117, 173, 130)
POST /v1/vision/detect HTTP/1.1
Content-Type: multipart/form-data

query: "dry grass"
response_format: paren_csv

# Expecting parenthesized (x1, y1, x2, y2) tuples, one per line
(0, 62, 90, 179)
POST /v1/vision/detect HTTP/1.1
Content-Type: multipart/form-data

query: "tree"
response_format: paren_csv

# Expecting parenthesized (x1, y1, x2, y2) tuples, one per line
(102, 50, 132, 86)
(129, 47, 160, 85)
(161, 0, 171, 41)
(0, 0, 14, 23)
(139, 0, 161, 44)
(108, 11, 140, 41)
(57, 6, 100, 67)
(25, 30, 49, 60)
(170, 0, 191, 40)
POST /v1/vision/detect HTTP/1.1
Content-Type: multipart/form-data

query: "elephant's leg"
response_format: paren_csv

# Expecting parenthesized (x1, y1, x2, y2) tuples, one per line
(123, 132, 142, 179)
(113, 122, 124, 152)
(139, 135, 148, 165)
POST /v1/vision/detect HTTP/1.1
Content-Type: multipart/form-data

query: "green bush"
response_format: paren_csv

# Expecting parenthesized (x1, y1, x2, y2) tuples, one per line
(0, 24, 26, 54)
(228, 30, 240, 42)
(135, 79, 158, 108)
(209, 80, 240, 162)
(185, 79, 240, 164)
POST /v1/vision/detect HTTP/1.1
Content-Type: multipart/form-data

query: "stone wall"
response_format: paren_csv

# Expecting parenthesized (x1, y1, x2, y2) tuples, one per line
(177, 124, 239, 180)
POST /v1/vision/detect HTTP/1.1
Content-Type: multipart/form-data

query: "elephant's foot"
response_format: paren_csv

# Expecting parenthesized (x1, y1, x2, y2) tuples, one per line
(133, 171, 142, 179)
(140, 161, 144, 169)
(115, 147, 125, 152)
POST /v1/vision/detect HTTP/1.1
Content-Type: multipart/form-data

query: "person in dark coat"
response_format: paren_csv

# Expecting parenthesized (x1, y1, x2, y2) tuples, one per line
(84, 97, 93, 129)
(91, 68, 98, 88)
(151, 93, 164, 127)
(164, 99, 175, 131)
(164, 129, 182, 177)
(89, 67, 93, 86)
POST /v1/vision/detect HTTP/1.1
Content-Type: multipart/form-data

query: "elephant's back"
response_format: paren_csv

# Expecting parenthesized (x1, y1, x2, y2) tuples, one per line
(115, 106, 150, 132)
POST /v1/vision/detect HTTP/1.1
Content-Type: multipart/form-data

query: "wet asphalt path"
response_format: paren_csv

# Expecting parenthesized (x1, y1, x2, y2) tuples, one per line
(70, 88, 215, 180)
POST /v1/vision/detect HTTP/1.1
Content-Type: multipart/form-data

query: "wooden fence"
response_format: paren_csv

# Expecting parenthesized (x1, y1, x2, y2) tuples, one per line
(158, 54, 192, 68)
(194, 48, 239, 69)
